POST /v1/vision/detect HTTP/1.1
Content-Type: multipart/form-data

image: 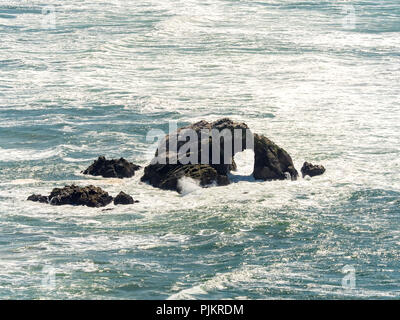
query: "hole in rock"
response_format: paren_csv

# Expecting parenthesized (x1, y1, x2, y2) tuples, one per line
(230, 149, 255, 178)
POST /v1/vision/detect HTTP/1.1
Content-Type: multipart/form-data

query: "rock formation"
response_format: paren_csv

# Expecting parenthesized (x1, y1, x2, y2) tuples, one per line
(253, 133, 298, 181)
(141, 118, 298, 192)
(82, 156, 140, 179)
(27, 186, 139, 207)
(28, 185, 113, 207)
(114, 191, 137, 205)
(301, 162, 326, 178)
(28, 118, 304, 202)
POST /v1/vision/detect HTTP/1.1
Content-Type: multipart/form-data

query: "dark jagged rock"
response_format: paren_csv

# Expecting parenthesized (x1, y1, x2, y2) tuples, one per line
(49, 185, 113, 207)
(82, 156, 141, 179)
(27, 194, 49, 203)
(27, 185, 113, 207)
(114, 191, 137, 205)
(301, 162, 326, 178)
(28, 185, 113, 207)
(141, 118, 298, 192)
(253, 133, 298, 181)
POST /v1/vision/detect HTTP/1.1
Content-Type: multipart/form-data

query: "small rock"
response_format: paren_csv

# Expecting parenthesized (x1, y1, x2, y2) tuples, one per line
(82, 156, 141, 179)
(27, 194, 49, 203)
(301, 162, 326, 178)
(113, 191, 135, 205)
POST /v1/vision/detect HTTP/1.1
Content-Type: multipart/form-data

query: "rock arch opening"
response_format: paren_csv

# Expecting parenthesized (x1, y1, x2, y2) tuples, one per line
(230, 149, 255, 177)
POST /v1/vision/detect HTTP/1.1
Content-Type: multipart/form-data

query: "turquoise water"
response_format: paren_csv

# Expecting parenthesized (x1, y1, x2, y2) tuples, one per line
(1, 0, 400, 299)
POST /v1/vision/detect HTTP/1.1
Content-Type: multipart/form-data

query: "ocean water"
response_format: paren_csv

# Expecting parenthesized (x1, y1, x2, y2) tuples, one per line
(0, 0, 400, 299)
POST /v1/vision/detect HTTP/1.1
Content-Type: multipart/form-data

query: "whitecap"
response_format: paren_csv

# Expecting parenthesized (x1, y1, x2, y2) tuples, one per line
(0, 147, 62, 162)
(177, 176, 202, 196)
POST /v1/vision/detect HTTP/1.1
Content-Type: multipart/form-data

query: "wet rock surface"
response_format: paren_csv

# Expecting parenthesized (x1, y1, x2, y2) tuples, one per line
(301, 162, 326, 178)
(82, 156, 140, 179)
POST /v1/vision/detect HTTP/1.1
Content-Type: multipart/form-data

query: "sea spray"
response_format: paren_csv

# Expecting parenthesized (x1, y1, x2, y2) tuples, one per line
(177, 176, 202, 196)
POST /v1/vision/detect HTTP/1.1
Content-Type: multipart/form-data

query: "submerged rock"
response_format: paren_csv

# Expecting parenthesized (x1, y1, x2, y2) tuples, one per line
(141, 118, 298, 192)
(27, 194, 49, 203)
(301, 162, 326, 178)
(82, 156, 140, 179)
(113, 191, 137, 205)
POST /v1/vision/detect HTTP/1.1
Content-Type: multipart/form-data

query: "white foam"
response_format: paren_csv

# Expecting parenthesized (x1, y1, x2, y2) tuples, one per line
(177, 176, 202, 196)
(0, 147, 62, 162)
(5, 179, 41, 185)
(232, 149, 254, 176)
